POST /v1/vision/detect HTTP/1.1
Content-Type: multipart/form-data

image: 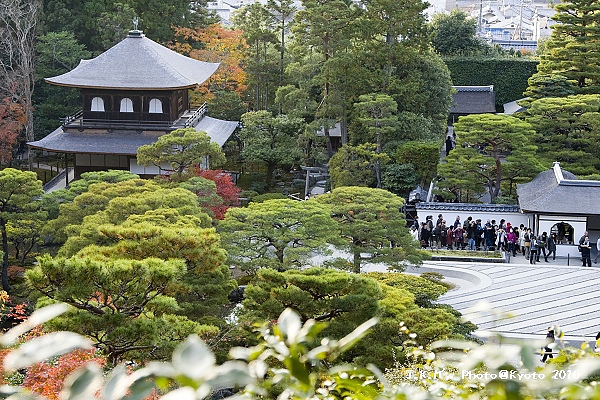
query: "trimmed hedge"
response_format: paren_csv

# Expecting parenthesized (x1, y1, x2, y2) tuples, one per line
(444, 57, 539, 110)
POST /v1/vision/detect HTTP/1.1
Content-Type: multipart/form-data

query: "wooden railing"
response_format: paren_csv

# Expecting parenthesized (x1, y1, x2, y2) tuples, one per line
(61, 103, 208, 131)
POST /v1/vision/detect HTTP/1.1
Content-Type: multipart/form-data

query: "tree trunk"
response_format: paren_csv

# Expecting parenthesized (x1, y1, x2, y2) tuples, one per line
(267, 161, 276, 188)
(353, 248, 361, 273)
(0, 0, 40, 170)
(1, 221, 10, 292)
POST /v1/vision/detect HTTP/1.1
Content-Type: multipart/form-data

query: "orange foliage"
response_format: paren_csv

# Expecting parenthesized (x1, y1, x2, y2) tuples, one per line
(0, 96, 25, 164)
(171, 25, 248, 104)
(23, 349, 106, 400)
(0, 349, 10, 384)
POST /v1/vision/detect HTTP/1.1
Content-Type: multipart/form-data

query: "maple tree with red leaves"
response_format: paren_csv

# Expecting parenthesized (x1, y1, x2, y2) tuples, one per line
(192, 168, 241, 219)
(23, 349, 106, 400)
(0, 96, 25, 165)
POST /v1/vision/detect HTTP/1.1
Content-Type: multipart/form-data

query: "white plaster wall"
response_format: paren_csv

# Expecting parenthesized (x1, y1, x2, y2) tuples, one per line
(129, 158, 171, 175)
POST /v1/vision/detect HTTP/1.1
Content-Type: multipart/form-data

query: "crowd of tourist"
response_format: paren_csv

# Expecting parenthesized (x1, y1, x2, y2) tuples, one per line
(409, 214, 559, 264)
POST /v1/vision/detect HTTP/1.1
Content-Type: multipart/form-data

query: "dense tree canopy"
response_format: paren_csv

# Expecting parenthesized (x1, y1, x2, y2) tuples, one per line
(429, 9, 485, 56)
(527, 0, 600, 95)
(0, 169, 44, 291)
(137, 128, 226, 174)
(316, 187, 425, 272)
(27, 254, 217, 363)
(238, 111, 304, 187)
(328, 143, 387, 189)
(33, 31, 91, 138)
(523, 94, 600, 176)
(438, 114, 542, 202)
(219, 198, 339, 273)
(240, 268, 471, 369)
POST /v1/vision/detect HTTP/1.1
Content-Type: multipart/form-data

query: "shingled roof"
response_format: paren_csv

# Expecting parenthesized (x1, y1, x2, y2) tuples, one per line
(45, 30, 220, 90)
(517, 163, 600, 215)
(28, 117, 238, 155)
(450, 85, 497, 115)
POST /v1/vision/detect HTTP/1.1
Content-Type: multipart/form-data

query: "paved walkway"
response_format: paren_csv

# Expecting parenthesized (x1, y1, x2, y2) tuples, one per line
(404, 257, 600, 344)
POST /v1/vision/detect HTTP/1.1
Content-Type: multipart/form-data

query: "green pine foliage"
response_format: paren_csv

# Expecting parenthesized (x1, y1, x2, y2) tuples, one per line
(523, 94, 600, 175)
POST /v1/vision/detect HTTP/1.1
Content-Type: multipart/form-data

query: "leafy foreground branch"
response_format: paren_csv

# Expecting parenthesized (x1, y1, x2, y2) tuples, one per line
(3, 304, 600, 399)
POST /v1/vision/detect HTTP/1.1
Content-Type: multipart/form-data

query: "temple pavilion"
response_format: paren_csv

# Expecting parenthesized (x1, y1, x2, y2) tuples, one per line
(28, 29, 239, 180)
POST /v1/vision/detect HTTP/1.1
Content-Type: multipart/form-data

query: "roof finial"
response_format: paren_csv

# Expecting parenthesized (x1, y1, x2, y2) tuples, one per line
(133, 17, 139, 31)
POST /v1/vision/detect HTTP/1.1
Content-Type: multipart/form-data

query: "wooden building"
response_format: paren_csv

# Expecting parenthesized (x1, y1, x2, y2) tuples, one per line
(517, 162, 600, 257)
(28, 29, 239, 180)
(449, 85, 497, 124)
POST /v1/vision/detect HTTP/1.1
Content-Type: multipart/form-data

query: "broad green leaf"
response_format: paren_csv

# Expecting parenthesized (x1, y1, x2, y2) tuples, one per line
(205, 361, 255, 388)
(285, 355, 311, 389)
(172, 335, 215, 380)
(102, 365, 129, 400)
(123, 379, 156, 400)
(519, 344, 536, 371)
(0, 303, 69, 346)
(0, 386, 22, 397)
(4, 332, 92, 370)
(337, 317, 378, 354)
(60, 364, 102, 400)
(278, 308, 302, 343)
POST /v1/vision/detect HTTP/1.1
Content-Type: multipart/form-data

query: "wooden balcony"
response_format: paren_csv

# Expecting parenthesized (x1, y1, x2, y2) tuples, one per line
(62, 103, 207, 132)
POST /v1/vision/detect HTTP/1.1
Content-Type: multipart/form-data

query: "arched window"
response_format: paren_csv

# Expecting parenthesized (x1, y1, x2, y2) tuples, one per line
(120, 98, 134, 113)
(91, 97, 105, 112)
(550, 222, 574, 244)
(149, 98, 162, 114)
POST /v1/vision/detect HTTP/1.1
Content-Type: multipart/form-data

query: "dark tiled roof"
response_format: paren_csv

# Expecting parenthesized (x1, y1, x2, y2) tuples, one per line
(45, 31, 220, 90)
(416, 202, 520, 213)
(28, 116, 238, 155)
(517, 166, 600, 215)
(450, 85, 496, 114)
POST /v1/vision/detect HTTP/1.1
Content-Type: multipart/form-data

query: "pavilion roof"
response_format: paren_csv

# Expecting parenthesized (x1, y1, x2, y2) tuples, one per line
(45, 31, 220, 90)
(517, 163, 600, 215)
(28, 117, 238, 155)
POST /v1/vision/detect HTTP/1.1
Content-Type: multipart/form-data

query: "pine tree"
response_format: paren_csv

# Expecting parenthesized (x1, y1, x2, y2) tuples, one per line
(527, 0, 600, 95)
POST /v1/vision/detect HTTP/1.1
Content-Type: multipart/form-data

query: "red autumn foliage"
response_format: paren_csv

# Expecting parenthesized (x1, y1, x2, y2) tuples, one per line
(23, 349, 106, 400)
(192, 168, 241, 219)
(0, 96, 25, 164)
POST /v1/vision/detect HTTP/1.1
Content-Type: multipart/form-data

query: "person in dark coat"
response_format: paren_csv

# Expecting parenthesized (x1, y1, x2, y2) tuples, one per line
(529, 235, 538, 264)
(547, 233, 557, 261)
(445, 136, 453, 156)
(581, 236, 592, 267)
(541, 329, 555, 362)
